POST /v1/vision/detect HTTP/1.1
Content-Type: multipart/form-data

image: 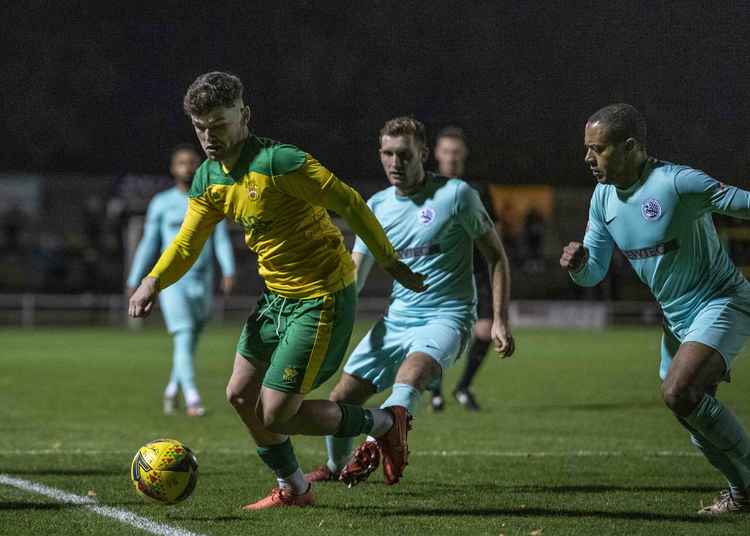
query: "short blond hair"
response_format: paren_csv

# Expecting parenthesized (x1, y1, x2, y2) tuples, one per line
(380, 116, 427, 148)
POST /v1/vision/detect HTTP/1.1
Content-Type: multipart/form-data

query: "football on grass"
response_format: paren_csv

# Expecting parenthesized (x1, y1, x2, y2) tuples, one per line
(130, 438, 198, 504)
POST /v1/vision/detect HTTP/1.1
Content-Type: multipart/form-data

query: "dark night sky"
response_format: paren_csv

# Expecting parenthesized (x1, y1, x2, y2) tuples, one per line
(3, 1, 750, 185)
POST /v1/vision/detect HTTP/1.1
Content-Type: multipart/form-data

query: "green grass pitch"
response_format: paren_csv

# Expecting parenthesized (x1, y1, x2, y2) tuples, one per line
(2, 324, 750, 535)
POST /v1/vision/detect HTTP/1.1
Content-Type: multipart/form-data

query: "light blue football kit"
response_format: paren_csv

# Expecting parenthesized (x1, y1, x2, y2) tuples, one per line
(572, 159, 750, 376)
(573, 158, 750, 495)
(345, 173, 494, 390)
(324, 173, 494, 472)
(128, 186, 235, 403)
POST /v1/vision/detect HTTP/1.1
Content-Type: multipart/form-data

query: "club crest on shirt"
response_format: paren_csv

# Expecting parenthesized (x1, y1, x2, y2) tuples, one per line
(282, 367, 300, 385)
(248, 183, 259, 200)
(641, 198, 662, 221)
(418, 207, 436, 225)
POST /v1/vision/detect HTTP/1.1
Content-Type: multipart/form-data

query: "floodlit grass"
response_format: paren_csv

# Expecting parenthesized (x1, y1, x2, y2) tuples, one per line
(2, 324, 750, 535)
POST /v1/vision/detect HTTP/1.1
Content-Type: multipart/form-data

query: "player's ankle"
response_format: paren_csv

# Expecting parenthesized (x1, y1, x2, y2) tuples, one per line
(326, 460, 343, 474)
(277, 468, 308, 495)
(368, 408, 394, 437)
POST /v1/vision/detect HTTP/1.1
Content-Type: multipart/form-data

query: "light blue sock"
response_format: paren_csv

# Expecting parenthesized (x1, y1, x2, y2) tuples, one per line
(684, 394, 750, 491)
(164, 367, 179, 398)
(678, 417, 748, 494)
(173, 330, 199, 404)
(381, 383, 421, 414)
(325, 435, 353, 473)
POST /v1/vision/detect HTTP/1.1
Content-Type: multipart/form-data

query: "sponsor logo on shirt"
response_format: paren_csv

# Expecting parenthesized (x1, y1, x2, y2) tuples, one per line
(641, 198, 663, 221)
(418, 207, 436, 225)
(622, 238, 679, 260)
(396, 244, 442, 259)
(236, 215, 272, 235)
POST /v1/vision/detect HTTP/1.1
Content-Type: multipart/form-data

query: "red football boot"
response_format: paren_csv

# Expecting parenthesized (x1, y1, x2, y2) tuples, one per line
(241, 485, 315, 510)
(304, 464, 340, 483)
(339, 440, 381, 487)
(375, 405, 412, 485)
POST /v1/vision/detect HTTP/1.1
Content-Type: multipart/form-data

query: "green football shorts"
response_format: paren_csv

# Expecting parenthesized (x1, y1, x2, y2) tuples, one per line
(236, 283, 356, 394)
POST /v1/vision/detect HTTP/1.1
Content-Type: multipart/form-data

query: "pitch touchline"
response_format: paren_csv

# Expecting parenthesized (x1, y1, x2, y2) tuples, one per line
(0, 448, 702, 457)
(0, 475, 207, 536)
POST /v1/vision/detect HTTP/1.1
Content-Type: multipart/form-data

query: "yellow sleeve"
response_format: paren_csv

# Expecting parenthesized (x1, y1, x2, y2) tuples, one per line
(147, 195, 224, 289)
(274, 154, 399, 268)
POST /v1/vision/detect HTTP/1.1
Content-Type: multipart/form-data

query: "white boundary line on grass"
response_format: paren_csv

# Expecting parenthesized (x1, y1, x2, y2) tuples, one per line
(0, 448, 702, 457)
(0, 474, 207, 536)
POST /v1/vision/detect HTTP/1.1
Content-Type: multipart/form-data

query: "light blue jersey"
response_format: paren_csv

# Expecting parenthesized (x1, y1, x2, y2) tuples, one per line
(127, 186, 235, 332)
(346, 173, 494, 391)
(353, 173, 494, 329)
(573, 158, 750, 371)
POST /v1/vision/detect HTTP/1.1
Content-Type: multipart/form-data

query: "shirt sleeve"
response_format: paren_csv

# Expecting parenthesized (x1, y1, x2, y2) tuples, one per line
(147, 195, 224, 289)
(352, 197, 375, 257)
(354, 250, 375, 294)
(212, 219, 236, 277)
(454, 181, 495, 239)
(273, 154, 399, 267)
(675, 167, 750, 219)
(126, 197, 162, 288)
(570, 190, 615, 287)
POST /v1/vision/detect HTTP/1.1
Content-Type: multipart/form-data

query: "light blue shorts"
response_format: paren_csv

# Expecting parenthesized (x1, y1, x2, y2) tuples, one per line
(659, 296, 750, 381)
(343, 315, 470, 392)
(159, 279, 212, 334)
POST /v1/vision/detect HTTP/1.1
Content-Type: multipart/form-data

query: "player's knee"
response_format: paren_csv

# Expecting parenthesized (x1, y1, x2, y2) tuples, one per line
(226, 385, 245, 409)
(661, 381, 701, 417)
(260, 406, 288, 430)
(329, 382, 358, 404)
(328, 384, 347, 403)
(329, 374, 374, 404)
(419, 359, 443, 390)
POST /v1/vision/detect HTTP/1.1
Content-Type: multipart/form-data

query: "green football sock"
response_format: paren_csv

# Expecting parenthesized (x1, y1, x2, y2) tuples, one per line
(256, 438, 299, 479)
(334, 402, 374, 437)
(678, 416, 749, 492)
(684, 394, 750, 489)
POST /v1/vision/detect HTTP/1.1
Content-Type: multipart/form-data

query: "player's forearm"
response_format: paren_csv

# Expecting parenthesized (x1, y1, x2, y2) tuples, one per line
(148, 197, 223, 289)
(714, 185, 750, 219)
(127, 223, 161, 288)
(127, 243, 158, 288)
(128, 233, 163, 286)
(352, 252, 375, 294)
(569, 251, 608, 287)
(147, 241, 199, 290)
(147, 225, 213, 290)
(488, 247, 511, 324)
(336, 187, 398, 268)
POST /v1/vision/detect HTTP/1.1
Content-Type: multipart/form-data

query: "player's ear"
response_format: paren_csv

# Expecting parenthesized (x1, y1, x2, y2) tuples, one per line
(624, 137, 637, 152)
(421, 145, 429, 163)
(241, 105, 251, 125)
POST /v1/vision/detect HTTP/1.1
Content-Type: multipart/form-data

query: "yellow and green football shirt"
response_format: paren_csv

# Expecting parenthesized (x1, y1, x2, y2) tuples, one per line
(148, 135, 398, 299)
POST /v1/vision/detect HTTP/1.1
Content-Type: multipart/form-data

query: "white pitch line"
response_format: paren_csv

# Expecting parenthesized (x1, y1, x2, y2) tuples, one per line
(0, 474, 207, 536)
(0, 448, 702, 457)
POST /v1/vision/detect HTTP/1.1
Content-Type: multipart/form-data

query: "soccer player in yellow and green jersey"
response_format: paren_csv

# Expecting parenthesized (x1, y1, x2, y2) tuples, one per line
(128, 71, 426, 510)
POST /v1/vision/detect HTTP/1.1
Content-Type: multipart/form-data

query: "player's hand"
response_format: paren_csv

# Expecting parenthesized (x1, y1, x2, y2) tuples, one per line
(560, 241, 588, 272)
(126, 286, 137, 299)
(492, 319, 515, 358)
(384, 260, 428, 292)
(222, 275, 235, 295)
(128, 277, 159, 318)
